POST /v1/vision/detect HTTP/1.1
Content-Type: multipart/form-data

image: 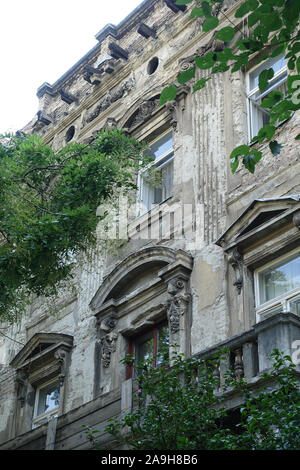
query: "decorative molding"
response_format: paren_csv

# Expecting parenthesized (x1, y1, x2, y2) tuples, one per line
(16, 370, 27, 408)
(102, 117, 118, 131)
(293, 210, 300, 230)
(165, 86, 189, 130)
(54, 349, 67, 386)
(100, 332, 118, 368)
(82, 76, 136, 127)
(129, 98, 160, 129)
(233, 347, 244, 380)
(165, 277, 191, 334)
(228, 248, 243, 294)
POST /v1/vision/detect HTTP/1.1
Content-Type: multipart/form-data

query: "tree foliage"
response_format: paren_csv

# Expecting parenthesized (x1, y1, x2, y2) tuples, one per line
(105, 350, 300, 450)
(161, 0, 300, 173)
(0, 130, 149, 322)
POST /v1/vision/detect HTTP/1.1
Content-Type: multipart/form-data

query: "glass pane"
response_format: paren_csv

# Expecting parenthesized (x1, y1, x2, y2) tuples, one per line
(259, 253, 300, 304)
(141, 159, 173, 211)
(290, 297, 300, 316)
(156, 325, 169, 366)
(145, 131, 173, 161)
(37, 382, 60, 416)
(136, 335, 154, 364)
(249, 55, 286, 90)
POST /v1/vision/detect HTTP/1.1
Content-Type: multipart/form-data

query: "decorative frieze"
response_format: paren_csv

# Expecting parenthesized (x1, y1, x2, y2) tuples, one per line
(82, 76, 136, 127)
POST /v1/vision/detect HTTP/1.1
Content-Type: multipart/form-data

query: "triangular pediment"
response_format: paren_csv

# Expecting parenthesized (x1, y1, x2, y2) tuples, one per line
(216, 195, 300, 251)
(10, 332, 73, 370)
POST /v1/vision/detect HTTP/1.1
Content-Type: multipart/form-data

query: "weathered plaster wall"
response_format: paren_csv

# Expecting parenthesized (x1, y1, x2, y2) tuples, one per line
(1, 0, 299, 448)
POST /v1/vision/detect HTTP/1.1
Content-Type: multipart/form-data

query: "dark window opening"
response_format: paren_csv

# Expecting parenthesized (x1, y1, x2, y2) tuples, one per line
(65, 125, 75, 143)
(147, 57, 159, 75)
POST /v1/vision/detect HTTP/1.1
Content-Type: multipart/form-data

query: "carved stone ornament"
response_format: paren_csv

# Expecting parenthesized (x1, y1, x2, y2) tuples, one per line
(82, 77, 136, 127)
(100, 332, 118, 368)
(129, 98, 159, 129)
(233, 347, 244, 380)
(165, 278, 191, 334)
(16, 370, 28, 408)
(293, 210, 300, 230)
(54, 349, 67, 386)
(102, 117, 118, 131)
(228, 248, 243, 294)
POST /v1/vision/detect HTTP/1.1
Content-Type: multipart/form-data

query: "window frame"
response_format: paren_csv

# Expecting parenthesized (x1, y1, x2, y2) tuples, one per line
(254, 247, 300, 321)
(32, 377, 61, 427)
(246, 54, 287, 142)
(137, 129, 174, 216)
(126, 321, 170, 379)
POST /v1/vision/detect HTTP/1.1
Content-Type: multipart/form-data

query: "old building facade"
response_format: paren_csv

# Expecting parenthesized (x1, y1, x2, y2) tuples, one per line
(0, 0, 300, 450)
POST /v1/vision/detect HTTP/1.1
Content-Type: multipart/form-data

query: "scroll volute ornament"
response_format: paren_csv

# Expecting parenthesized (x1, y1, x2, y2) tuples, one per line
(165, 278, 191, 334)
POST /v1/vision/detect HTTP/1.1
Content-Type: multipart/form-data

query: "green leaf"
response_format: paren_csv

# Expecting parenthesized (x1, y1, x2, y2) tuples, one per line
(215, 26, 235, 42)
(193, 78, 209, 92)
(235, 0, 259, 18)
(202, 16, 219, 32)
(177, 67, 195, 84)
(230, 157, 239, 173)
(258, 68, 274, 91)
(260, 12, 283, 32)
(195, 52, 216, 70)
(261, 90, 283, 109)
(257, 124, 276, 142)
(269, 140, 283, 155)
(230, 144, 250, 159)
(295, 134, 300, 140)
(243, 154, 256, 173)
(190, 7, 204, 18)
(159, 85, 178, 105)
(175, 0, 193, 4)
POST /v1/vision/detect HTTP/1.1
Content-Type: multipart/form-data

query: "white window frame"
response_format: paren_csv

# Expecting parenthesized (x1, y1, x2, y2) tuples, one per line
(32, 378, 60, 428)
(246, 54, 287, 142)
(137, 129, 174, 217)
(254, 247, 300, 322)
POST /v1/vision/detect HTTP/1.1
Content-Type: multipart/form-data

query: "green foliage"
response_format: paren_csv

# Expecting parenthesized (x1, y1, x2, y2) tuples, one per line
(0, 130, 149, 322)
(105, 350, 300, 450)
(164, 0, 300, 173)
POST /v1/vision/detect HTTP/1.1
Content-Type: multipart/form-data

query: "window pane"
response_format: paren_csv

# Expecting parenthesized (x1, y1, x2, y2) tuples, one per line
(290, 297, 300, 316)
(249, 55, 286, 90)
(145, 131, 173, 161)
(136, 335, 154, 364)
(259, 254, 300, 304)
(37, 382, 60, 416)
(141, 159, 173, 211)
(156, 325, 169, 366)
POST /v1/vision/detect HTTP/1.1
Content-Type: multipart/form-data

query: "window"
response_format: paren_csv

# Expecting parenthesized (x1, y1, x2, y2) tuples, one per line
(33, 379, 60, 427)
(255, 249, 300, 319)
(247, 54, 287, 141)
(138, 130, 174, 215)
(128, 323, 170, 377)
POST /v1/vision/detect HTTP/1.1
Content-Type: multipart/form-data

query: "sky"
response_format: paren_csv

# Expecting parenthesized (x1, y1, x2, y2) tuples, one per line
(0, 0, 143, 134)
